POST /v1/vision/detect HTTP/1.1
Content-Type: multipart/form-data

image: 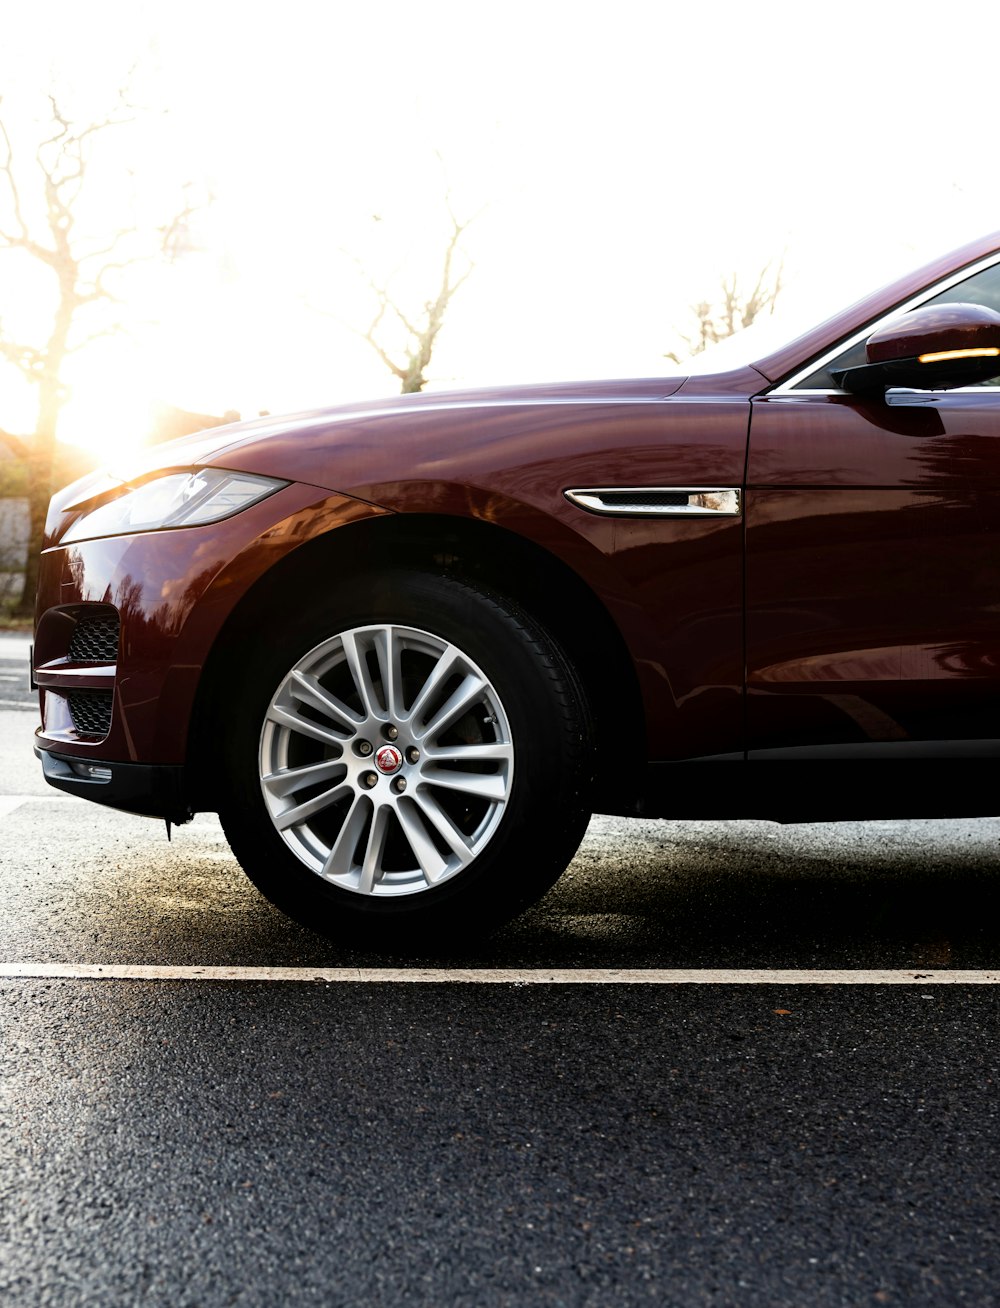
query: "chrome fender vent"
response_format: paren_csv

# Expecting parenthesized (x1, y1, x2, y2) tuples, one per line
(564, 487, 741, 517)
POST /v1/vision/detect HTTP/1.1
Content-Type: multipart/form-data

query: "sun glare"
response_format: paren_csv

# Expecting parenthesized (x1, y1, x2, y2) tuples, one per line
(57, 358, 158, 468)
(0, 3, 998, 485)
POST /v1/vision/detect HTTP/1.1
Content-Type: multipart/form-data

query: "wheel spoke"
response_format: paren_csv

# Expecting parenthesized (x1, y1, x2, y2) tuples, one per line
(414, 791, 476, 867)
(321, 794, 371, 880)
(340, 630, 382, 721)
(266, 704, 349, 749)
(357, 804, 392, 895)
(373, 627, 404, 721)
(275, 780, 353, 831)
(420, 672, 487, 741)
(421, 768, 508, 802)
(406, 647, 461, 726)
(290, 670, 364, 732)
(394, 799, 450, 885)
(425, 741, 513, 765)
(262, 757, 345, 800)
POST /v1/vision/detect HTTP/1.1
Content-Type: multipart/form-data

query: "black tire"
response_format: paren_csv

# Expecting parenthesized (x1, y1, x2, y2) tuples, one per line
(218, 570, 593, 941)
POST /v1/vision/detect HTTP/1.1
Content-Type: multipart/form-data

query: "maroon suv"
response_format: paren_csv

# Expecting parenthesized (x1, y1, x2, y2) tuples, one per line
(32, 231, 1000, 937)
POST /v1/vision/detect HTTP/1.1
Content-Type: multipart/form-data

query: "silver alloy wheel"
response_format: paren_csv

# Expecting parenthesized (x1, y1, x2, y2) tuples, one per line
(259, 624, 514, 896)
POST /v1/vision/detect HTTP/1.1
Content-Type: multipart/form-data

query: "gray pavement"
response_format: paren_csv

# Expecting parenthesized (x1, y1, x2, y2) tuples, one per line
(3, 980, 998, 1308)
(0, 634, 33, 717)
(2, 642, 999, 1305)
(2, 699, 998, 971)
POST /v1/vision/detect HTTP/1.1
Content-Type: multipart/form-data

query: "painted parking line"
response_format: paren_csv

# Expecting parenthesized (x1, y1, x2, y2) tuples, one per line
(0, 641, 33, 661)
(0, 796, 35, 819)
(0, 964, 998, 984)
(0, 794, 84, 817)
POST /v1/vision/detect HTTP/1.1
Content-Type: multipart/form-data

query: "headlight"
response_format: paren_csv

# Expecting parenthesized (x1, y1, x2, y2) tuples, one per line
(62, 470, 287, 544)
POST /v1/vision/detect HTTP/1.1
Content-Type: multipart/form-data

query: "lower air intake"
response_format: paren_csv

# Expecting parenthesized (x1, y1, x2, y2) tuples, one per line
(68, 613, 120, 663)
(68, 690, 113, 738)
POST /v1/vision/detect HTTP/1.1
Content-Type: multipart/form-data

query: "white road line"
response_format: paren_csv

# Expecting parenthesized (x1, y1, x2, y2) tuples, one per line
(0, 964, 997, 984)
(0, 794, 82, 816)
(0, 796, 33, 819)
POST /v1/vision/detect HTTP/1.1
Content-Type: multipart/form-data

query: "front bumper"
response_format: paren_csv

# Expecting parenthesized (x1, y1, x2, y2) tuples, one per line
(33, 481, 388, 815)
(35, 747, 190, 821)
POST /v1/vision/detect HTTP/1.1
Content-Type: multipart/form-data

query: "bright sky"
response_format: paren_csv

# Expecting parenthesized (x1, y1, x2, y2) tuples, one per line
(1, 0, 999, 463)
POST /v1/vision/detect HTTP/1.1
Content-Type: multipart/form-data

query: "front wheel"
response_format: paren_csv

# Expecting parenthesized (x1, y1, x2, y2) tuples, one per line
(218, 571, 593, 941)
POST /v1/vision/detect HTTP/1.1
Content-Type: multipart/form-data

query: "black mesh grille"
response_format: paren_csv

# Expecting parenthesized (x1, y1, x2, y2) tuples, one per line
(68, 690, 113, 738)
(602, 491, 689, 508)
(68, 614, 120, 663)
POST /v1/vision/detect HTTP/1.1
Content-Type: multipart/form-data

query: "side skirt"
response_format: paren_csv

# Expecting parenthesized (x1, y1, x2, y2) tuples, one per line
(618, 746, 1000, 822)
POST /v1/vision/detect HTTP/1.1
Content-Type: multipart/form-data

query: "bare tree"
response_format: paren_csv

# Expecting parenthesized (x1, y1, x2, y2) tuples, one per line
(0, 91, 201, 613)
(664, 257, 785, 364)
(350, 199, 476, 394)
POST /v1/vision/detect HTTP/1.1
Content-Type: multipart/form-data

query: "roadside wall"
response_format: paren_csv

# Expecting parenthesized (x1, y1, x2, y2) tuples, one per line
(0, 497, 29, 607)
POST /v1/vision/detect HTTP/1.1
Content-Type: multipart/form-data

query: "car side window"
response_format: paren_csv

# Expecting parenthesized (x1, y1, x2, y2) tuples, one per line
(794, 260, 1000, 391)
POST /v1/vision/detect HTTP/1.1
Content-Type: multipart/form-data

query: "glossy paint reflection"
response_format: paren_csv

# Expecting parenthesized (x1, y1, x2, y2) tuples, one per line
(35, 487, 387, 763)
(747, 388, 1000, 752)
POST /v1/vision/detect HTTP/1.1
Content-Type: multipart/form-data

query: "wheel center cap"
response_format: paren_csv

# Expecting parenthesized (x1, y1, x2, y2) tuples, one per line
(374, 744, 403, 775)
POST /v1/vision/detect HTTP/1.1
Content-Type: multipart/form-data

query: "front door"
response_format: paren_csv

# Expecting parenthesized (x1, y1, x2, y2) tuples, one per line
(745, 258, 1000, 758)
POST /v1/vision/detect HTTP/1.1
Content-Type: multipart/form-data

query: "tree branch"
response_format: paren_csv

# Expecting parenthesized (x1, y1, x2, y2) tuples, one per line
(343, 197, 477, 392)
(665, 256, 786, 361)
(66, 322, 129, 354)
(78, 225, 143, 265)
(0, 110, 30, 241)
(386, 296, 423, 342)
(0, 336, 48, 380)
(159, 190, 202, 261)
(358, 301, 407, 381)
(77, 254, 151, 304)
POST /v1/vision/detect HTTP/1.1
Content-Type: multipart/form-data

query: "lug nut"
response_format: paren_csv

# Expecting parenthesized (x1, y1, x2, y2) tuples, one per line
(405, 747, 420, 764)
(391, 776, 407, 794)
(361, 771, 378, 789)
(356, 740, 373, 757)
(383, 724, 399, 741)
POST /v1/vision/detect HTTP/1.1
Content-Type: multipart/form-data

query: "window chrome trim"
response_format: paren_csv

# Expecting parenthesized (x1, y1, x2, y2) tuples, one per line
(767, 385, 1000, 399)
(773, 250, 1000, 395)
(564, 487, 741, 517)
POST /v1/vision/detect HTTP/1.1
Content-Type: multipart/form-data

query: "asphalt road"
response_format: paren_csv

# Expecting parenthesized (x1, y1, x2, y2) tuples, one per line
(2, 632, 999, 1306)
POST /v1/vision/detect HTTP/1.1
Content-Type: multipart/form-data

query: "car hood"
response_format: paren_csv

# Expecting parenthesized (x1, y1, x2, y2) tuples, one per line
(50, 365, 763, 528)
(158, 374, 693, 467)
(59, 374, 695, 499)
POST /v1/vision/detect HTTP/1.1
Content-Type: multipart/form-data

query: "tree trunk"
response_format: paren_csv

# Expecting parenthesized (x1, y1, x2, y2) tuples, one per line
(15, 306, 71, 618)
(18, 430, 56, 618)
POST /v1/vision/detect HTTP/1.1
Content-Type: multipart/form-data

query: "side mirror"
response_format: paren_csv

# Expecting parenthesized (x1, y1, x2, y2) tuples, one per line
(831, 302, 1000, 396)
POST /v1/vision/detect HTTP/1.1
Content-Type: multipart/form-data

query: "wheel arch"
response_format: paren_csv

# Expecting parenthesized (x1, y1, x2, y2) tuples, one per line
(187, 512, 644, 813)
